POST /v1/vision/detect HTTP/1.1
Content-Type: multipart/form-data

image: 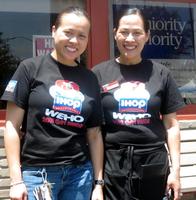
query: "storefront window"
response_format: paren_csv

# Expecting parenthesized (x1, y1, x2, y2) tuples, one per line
(0, 0, 85, 109)
(109, 0, 196, 104)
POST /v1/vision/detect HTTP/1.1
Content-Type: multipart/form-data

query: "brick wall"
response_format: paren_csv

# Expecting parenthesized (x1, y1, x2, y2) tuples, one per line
(0, 127, 9, 200)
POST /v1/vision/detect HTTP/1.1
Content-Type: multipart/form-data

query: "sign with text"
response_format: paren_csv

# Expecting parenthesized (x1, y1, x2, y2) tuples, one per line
(112, 5, 195, 59)
(33, 35, 54, 57)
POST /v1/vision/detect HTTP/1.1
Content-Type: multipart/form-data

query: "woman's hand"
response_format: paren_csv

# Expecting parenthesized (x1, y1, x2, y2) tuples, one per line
(10, 182, 28, 200)
(166, 171, 182, 200)
(91, 185, 104, 200)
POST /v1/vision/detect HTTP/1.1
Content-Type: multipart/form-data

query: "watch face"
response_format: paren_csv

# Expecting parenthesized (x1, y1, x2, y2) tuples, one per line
(94, 179, 104, 186)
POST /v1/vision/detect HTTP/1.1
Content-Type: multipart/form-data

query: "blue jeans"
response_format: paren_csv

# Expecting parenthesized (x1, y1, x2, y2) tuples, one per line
(22, 161, 93, 200)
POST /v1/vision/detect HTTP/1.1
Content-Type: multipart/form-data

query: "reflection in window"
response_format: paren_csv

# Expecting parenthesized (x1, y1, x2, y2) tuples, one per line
(0, 11, 54, 109)
(0, 32, 19, 108)
(0, 0, 85, 109)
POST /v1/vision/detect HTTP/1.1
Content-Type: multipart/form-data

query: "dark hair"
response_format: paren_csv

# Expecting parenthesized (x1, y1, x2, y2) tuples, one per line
(54, 6, 90, 28)
(116, 8, 149, 33)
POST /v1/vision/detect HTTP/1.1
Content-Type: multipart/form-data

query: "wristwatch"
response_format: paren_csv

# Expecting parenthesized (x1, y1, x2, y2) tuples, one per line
(94, 179, 104, 186)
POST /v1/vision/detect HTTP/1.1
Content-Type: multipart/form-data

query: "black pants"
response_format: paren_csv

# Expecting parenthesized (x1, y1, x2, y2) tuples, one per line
(104, 145, 169, 200)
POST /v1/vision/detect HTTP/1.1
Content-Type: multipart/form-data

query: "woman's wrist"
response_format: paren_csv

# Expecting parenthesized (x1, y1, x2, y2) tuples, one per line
(10, 180, 24, 187)
(170, 167, 180, 178)
(94, 179, 104, 187)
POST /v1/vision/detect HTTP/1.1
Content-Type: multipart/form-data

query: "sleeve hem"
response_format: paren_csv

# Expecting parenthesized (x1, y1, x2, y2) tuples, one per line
(161, 102, 185, 115)
(1, 95, 26, 110)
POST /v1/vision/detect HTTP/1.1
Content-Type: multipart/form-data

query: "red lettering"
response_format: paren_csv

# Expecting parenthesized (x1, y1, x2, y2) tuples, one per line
(55, 119, 66, 125)
(67, 121, 83, 128)
(42, 117, 54, 124)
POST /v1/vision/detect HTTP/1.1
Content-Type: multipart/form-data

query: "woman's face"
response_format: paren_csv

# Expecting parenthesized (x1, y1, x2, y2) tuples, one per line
(52, 13, 90, 66)
(115, 14, 149, 65)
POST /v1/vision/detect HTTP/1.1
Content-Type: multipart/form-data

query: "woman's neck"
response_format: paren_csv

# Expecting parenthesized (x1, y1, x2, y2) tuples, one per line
(51, 51, 77, 67)
(116, 56, 142, 65)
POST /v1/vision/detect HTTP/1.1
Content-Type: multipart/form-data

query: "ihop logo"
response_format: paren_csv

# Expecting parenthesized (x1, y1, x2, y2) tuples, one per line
(53, 96, 82, 114)
(119, 98, 148, 113)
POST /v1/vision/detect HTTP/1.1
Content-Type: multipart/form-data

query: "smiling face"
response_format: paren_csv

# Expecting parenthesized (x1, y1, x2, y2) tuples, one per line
(115, 14, 149, 65)
(51, 13, 90, 66)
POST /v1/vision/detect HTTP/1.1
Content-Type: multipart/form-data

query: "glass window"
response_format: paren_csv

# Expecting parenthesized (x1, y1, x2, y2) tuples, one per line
(0, 0, 85, 109)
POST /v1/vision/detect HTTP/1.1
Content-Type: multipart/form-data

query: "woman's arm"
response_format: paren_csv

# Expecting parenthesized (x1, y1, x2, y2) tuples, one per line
(86, 126, 104, 200)
(4, 102, 27, 199)
(163, 112, 181, 200)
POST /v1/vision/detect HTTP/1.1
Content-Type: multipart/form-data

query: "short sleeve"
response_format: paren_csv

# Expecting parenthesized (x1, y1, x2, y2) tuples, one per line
(1, 61, 31, 109)
(161, 71, 185, 114)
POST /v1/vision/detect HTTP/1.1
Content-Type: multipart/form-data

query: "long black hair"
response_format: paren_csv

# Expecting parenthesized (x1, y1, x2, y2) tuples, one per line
(54, 6, 90, 29)
(115, 7, 149, 33)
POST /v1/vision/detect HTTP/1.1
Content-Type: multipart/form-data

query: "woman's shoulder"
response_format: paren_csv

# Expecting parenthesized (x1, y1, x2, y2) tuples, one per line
(92, 59, 116, 72)
(21, 55, 48, 66)
(16, 55, 51, 82)
(149, 59, 171, 75)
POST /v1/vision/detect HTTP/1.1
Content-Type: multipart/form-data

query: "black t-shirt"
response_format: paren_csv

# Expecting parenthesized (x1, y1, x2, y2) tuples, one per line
(1, 54, 102, 166)
(93, 59, 185, 148)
